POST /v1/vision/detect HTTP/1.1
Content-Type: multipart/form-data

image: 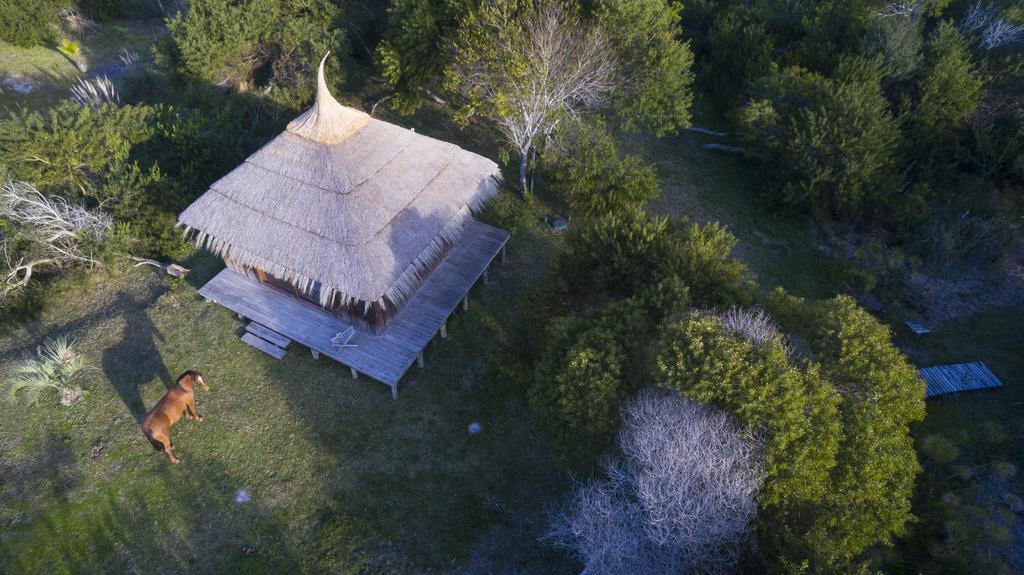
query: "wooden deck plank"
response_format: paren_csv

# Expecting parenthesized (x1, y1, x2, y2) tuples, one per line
(198, 220, 509, 394)
(920, 361, 1003, 398)
(246, 322, 291, 348)
(241, 332, 287, 359)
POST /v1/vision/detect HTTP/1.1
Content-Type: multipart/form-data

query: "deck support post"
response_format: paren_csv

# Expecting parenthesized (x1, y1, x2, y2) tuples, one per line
(482, 269, 489, 285)
(500, 245, 507, 264)
(350, 367, 358, 379)
(417, 352, 425, 368)
(462, 295, 469, 311)
(310, 349, 320, 360)
(440, 321, 448, 339)
(390, 384, 398, 400)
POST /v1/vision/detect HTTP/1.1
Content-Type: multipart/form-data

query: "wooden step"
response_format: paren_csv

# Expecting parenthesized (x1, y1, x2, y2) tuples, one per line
(241, 332, 286, 360)
(246, 321, 291, 348)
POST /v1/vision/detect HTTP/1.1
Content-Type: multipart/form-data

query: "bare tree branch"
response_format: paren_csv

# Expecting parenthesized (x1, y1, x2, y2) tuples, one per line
(448, 0, 618, 195)
(960, 2, 1024, 50)
(0, 181, 111, 301)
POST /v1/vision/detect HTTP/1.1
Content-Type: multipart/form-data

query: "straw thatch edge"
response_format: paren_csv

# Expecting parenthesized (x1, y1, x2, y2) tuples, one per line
(181, 177, 498, 317)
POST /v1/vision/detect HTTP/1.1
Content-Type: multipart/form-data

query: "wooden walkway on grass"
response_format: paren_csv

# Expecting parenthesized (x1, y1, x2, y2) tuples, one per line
(199, 220, 509, 398)
(920, 362, 1003, 398)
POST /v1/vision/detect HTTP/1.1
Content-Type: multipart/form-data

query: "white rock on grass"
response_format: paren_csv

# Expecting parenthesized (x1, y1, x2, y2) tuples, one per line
(2, 76, 35, 94)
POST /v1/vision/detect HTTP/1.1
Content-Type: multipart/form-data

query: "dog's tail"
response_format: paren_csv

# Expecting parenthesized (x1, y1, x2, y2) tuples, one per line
(141, 425, 164, 451)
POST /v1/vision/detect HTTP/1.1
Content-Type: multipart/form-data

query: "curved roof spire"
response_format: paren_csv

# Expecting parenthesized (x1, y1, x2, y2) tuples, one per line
(286, 52, 370, 144)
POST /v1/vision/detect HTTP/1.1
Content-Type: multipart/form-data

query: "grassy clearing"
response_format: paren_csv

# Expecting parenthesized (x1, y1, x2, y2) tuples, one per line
(633, 127, 846, 300)
(0, 218, 574, 573)
(890, 307, 1024, 571)
(0, 20, 162, 110)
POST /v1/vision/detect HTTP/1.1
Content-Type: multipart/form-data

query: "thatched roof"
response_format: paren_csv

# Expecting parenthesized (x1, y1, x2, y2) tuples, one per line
(179, 55, 501, 314)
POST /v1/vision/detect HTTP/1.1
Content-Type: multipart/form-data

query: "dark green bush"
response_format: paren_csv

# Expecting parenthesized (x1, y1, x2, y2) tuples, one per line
(526, 283, 684, 467)
(702, 4, 774, 104)
(863, 12, 923, 82)
(529, 320, 627, 466)
(0, 0, 64, 47)
(799, 296, 926, 565)
(377, 0, 473, 114)
(0, 102, 157, 199)
(658, 295, 926, 570)
(739, 58, 902, 221)
(908, 22, 983, 157)
(0, 99, 263, 259)
(76, 0, 161, 21)
(656, 311, 841, 513)
(538, 120, 659, 217)
(168, 0, 344, 109)
(565, 209, 749, 305)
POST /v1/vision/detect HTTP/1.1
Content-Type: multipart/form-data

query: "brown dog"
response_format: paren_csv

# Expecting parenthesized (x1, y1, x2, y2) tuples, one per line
(141, 370, 208, 464)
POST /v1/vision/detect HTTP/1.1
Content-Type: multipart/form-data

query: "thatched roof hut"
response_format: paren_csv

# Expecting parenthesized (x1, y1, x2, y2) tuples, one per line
(179, 56, 502, 331)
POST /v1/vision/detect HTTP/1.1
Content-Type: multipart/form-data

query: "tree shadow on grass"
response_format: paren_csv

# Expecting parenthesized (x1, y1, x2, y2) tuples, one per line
(101, 290, 175, 422)
(0, 459, 302, 574)
(257, 207, 572, 571)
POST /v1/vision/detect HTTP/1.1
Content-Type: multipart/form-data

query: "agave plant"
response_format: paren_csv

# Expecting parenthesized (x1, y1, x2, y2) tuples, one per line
(57, 39, 87, 73)
(119, 48, 139, 68)
(6, 336, 93, 406)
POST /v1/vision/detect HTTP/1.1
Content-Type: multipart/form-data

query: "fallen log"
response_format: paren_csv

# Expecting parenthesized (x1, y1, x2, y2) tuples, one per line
(702, 143, 748, 155)
(686, 126, 728, 138)
(131, 257, 190, 278)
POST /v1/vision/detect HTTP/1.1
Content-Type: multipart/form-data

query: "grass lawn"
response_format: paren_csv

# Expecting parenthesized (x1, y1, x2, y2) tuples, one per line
(0, 20, 163, 110)
(0, 218, 574, 573)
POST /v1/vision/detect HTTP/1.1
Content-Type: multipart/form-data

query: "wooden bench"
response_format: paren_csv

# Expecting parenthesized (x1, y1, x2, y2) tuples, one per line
(241, 332, 287, 359)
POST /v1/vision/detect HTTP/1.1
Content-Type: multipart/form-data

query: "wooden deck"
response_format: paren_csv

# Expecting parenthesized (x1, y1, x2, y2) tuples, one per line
(198, 220, 510, 398)
(920, 362, 1004, 398)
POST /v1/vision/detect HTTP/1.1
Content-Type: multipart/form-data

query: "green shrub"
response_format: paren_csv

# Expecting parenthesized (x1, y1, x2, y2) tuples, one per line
(863, 12, 923, 82)
(920, 434, 960, 464)
(526, 282, 688, 467)
(538, 120, 659, 217)
(739, 58, 902, 221)
(656, 312, 841, 510)
(909, 22, 983, 157)
(168, 0, 343, 108)
(702, 4, 774, 104)
(529, 317, 628, 466)
(377, 0, 473, 114)
(798, 295, 926, 566)
(565, 209, 748, 305)
(594, 0, 695, 135)
(661, 294, 927, 569)
(0, 102, 157, 198)
(0, 0, 64, 47)
(0, 99, 262, 259)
